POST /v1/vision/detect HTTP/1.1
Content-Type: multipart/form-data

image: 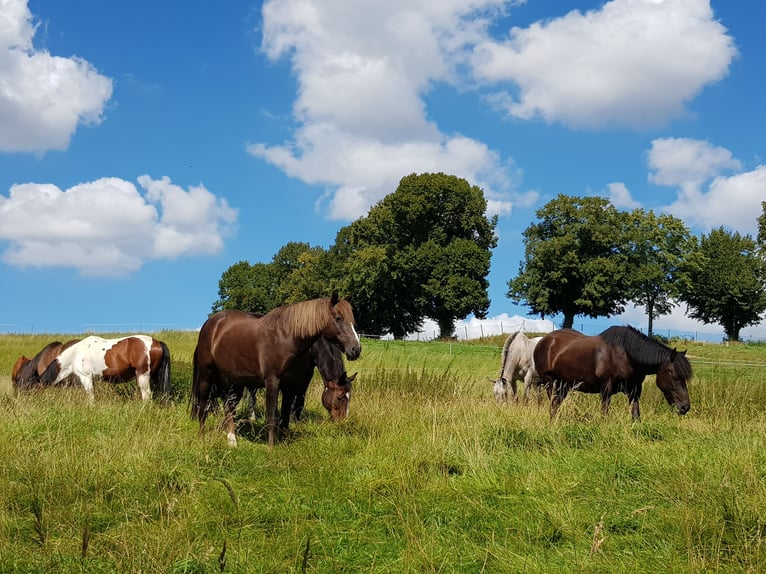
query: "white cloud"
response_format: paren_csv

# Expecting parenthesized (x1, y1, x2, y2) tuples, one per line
(648, 138, 763, 235)
(253, 0, 517, 220)
(606, 182, 641, 209)
(471, 0, 737, 129)
(0, 176, 238, 276)
(648, 137, 741, 187)
(0, 0, 113, 152)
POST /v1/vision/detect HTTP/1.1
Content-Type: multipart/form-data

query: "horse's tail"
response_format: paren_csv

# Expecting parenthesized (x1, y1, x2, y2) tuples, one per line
(190, 345, 212, 422)
(152, 340, 172, 405)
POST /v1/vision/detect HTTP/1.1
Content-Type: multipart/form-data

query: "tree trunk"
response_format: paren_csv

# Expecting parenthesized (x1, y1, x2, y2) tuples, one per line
(562, 311, 575, 330)
(437, 316, 456, 340)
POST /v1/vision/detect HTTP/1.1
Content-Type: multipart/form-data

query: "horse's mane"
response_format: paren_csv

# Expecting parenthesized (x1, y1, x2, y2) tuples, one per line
(600, 325, 693, 379)
(260, 297, 354, 339)
(498, 331, 521, 378)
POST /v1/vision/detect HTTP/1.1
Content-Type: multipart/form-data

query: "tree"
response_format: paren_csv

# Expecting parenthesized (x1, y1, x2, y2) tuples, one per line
(679, 227, 766, 341)
(211, 260, 277, 314)
(758, 201, 766, 248)
(212, 242, 330, 315)
(625, 209, 695, 336)
(507, 194, 632, 329)
(335, 173, 497, 339)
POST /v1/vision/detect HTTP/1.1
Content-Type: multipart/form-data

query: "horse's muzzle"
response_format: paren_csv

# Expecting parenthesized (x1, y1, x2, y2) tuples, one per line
(676, 403, 690, 415)
(346, 345, 361, 361)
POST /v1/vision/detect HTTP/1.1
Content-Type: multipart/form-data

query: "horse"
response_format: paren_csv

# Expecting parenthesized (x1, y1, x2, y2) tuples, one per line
(38, 335, 172, 403)
(489, 331, 543, 402)
(12, 339, 80, 391)
(246, 335, 358, 424)
(190, 292, 362, 447)
(533, 326, 692, 420)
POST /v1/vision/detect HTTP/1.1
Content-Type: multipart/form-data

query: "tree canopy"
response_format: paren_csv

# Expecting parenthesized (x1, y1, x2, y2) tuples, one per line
(337, 173, 497, 338)
(507, 195, 632, 329)
(679, 227, 766, 341)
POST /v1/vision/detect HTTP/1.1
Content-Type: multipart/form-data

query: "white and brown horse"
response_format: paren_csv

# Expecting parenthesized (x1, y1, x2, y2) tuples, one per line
(39, 335, 172, 402)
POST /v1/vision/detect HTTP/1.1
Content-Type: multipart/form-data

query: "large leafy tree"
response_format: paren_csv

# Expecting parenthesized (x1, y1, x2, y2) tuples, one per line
(336, 173, 497, 339)
(212, 242, 327, 314)
(679, 227, 766, 341)
(507, 194, 632, 329)
(211, 260, 277, 314)
(625, 209, 695, 336)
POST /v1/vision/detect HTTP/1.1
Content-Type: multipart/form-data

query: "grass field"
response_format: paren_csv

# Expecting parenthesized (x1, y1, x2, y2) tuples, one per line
(1, 332, 765, 573)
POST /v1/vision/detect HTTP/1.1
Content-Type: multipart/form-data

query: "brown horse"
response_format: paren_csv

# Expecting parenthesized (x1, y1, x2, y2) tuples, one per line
(190, 293, 362, 447)
(38, 335, 172, 402)
(12, 339, 80, 391)
(247, 335, 358, 424)
(533, 326, 692, 420)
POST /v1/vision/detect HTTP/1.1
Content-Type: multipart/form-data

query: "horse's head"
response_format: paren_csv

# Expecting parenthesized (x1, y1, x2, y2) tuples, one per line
(322, 372, 356, 421)
(656, 349, 692, 415)
(11, 356, 31, 388)
(322, 292, 362, 360)
(489, 377, 509, 403)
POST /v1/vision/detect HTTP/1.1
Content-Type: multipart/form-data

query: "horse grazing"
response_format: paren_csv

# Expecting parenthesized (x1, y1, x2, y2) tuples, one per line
(38, 335, 172, 402)
(489, 331, 543, 402)
(246, 335, 358, 424)
(533, 326, 692, 420)
(190, 293, 362, 447)
(12, 339, 80, 391)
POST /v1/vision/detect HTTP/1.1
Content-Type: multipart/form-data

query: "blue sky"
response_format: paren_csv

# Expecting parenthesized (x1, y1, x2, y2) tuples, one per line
(1, 0, 764, 340)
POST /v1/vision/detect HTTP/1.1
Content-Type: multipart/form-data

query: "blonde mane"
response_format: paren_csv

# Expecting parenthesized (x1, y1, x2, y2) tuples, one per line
(261, 297, 355, 338)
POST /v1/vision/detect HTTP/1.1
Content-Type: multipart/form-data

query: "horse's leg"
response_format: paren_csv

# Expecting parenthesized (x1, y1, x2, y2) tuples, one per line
(522, 371, 535, 403)
(136, 371, 152, 401)
(79, 374, 95, 403)
(279, 387, 294, 436)
(549, 380, 569, 419)
(627, 383, 642, 421)
(265, 376, 280, 448)
(248, 388, 258, 421)
(223, 386, 244, 447)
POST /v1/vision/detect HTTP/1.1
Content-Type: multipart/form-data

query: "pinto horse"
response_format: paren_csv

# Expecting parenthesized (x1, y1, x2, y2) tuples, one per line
(489, 331, 543, 402)
(247, 335, 358, 424)
(12, 339, 80, 391)
(533, 326, 692, 420)
(190, 293, 362, 447)
(38, 335, 172, 402)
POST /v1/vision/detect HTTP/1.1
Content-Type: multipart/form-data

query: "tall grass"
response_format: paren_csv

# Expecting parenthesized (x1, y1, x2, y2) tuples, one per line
(0, 333, 765, 572)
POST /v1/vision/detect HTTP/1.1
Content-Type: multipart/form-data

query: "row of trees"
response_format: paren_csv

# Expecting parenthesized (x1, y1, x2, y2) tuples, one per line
(214, 172, 766, 341)
(508, 195, 766, 341)
(213, 173, 498, 339)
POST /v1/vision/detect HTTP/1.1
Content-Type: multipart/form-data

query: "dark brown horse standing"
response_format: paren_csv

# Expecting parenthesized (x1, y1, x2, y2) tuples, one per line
(190, 293, 362, 447)
(534, 326, 692, 420)
(247, 335, 357, 425)
(12, 339, 80, 391)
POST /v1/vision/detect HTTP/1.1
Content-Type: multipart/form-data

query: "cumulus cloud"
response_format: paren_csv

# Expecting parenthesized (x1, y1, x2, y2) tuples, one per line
(0, 0, 113, 152)
(252, 0, 517, 220)
(0, 176, 238, 276)
(606, 182, 641, 210)
(648, 137, 763, 235)
(471, 0, 737, 129)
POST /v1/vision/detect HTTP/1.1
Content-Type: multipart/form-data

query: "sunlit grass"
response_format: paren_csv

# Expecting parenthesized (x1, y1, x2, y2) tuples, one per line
(0, 333, 765, 572)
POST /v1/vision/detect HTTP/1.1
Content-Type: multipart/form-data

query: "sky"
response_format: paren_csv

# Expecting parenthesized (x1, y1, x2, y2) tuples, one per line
(0, 0, 764, 341)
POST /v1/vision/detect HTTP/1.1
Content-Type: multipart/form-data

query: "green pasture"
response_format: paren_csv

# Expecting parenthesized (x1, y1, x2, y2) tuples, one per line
(0, 332, 765, 573)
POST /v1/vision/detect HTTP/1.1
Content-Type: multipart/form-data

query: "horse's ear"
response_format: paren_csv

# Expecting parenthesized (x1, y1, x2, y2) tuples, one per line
(330, 290, 339, 306)
(671, 348, 678, 360)
(681, 349, 687, 356)
(346, 372, 358, 384)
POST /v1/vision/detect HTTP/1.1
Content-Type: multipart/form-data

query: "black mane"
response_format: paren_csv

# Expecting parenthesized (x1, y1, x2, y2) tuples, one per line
(599, 325, 692, 380)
